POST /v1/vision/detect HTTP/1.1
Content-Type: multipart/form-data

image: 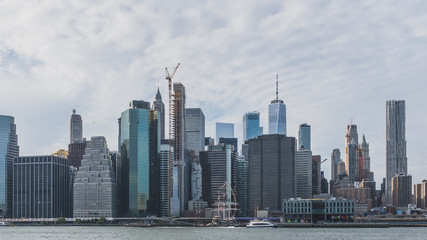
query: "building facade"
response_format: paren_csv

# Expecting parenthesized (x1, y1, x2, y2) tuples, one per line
(295, 150, 312, 199)
(185, 108, 205, 155)
(414, 180, 427, 209)
(386, 100, 407, 205)
(0, 115, 19, 217)
(243, 111, 260, 142)
(216, 122, 234, 140)
(120, 100, 160, 216)
(153, 88, 165, 140)
(345, 125, 360, 182)
(392, 174, 412, 207)
(331, 149, 341, 182)
(67, 140, 87, 168)
(73, 136, 117, 218)
(70, 109, 83, 143)
(13, 156, 70, 218)
(248, 134, 296, 216)
(312, 155, 321, 196)
(298, 123, 311, 150)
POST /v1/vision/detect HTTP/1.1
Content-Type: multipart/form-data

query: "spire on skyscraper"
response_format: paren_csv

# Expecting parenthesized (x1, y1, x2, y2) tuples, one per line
(276, 70, 279, 101)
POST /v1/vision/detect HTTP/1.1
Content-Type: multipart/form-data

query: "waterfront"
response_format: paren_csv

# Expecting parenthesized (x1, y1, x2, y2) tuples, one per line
(0, 226, 426, 240)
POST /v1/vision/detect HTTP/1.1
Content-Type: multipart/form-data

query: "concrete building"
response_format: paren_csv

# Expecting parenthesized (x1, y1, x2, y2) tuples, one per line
(298, 123, 311, 150)
(243, 111, 260, 142)
(0, 115, 19, 218)
(13, 156, 70, 218)
(120, 100, 160, 216)
(248, 134, 296, 216)
(70, 109, 83, 143)
(185, 108, 205, 155)
(216, 122, 234, 140)
(312, 155, 321, 196)
(73, 137, 117, 218)
(331, 149, 341, 182)
(283, 198, 355, 223)
(337, 160, 346, 176)
(345, 125, 360, 182)
(295, 149, 312, 199)
(268, 73, 286, 135)
(392, 174, 412, 207)
(153, 88, 165, 140)
(414, 180, 427, 209)
(386, 100, 407, 205)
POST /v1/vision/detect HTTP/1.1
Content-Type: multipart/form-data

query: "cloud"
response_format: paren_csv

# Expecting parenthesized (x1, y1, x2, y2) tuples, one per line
(1, 0, 427, 186)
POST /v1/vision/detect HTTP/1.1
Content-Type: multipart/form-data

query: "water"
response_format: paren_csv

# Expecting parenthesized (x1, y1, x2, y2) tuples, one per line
(0, 226, 425, 240)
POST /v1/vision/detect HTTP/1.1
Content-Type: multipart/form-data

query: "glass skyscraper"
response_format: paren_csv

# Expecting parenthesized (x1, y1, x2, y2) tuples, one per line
(185, 108, 205, 155)
(243, 111, 260, 142)
(0, 115, 19, 217)
(298, 123, 311, 150)
(120, 100, 160, 216)
(268, 100, 286, 135)
(216, 122, 234, 141)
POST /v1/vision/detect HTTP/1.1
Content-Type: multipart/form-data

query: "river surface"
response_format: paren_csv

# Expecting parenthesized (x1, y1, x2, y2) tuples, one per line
(0, 226, 425, 240)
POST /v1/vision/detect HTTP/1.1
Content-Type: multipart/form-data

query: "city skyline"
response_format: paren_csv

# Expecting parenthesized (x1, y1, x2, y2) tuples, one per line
(1, 1, 427, 188)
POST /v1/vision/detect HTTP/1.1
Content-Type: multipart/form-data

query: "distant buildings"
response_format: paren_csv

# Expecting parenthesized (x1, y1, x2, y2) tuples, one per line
(345, 125, 359, 182)
(248, 134, 296, 216)
(331, 149, 341, 182)
(119, 100, 160, 216)
(153, 88, 166, 140)
(298, 123, 311, 150)
(13, 155, 70, 218)
(73, 137, 117, 218)
(268, 72, 286, 135)
(295, 149, 312, 199)
(185, 108, 205, 155)
(243, 111, 261, 141)
(216, 122, 234, 140)
(392, 173, 412, 207)
(386, 100, 407, 205)
(414, 180, 427, 209)
(0, 115, 19, 218)
(70, 109, 83, 143)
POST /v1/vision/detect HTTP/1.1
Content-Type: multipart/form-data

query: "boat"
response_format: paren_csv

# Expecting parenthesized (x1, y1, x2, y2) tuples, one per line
(246, 219, 277, 228)
(0, 221, 11, 226)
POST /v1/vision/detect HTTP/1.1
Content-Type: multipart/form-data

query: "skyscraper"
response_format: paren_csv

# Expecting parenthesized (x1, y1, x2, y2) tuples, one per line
(312, 155, 321, 195)
(154, 88, 165, 140)
(73, 136, 117, 218)
(298, 123, 311, 150)
(345, 125, 360, 182)
(159, 139, 173, 217)
(13, 155, 70, 218)
(233, 155, 248, 217)
(392, 174, 412, 207)
(268, 72, 286, 135)
(248, 134, 296, 216)
(243, 111, 260, 141)
(360, 135, 371, 180)
(216, 122, 234, 140)
(0, 115, 19, 217)
(173, 83, 186, 215)
(331, 149, 341, 182)
(70, 109, 83, 143)
(386, 100, 407, 205)
(120, 100, 160, 216)
(414, 180, 427, 209)
(295, 149, 312, 199)
(185, 108, 205, 155)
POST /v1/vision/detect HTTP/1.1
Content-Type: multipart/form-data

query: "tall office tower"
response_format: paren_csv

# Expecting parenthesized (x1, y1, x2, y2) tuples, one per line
(268, 73, 286, 135)
(73, 137, 117, 218)
(216, 122, 234, 140)
(110, 151, 121, 214)
(243, 111, 260, 141)
(298, 123, 311, 150)
(0, 115, 19, 218)
(185, 108, 205, 155)
(68, 140, 87, 168)
(248, 134, 296, 216)
(70, 109, 83, 143)
(13, 156, 70, 218)
(295, 149, 312, 199)
(392, 174, 412, 207)
(173, 83, 186, 215)
(345, 125, 360, 182)
(312, 155, 322, 195)
(120, 100, 160, 216)
(386, 100, 407, 205)
(154, 88, 165, 140)
(414, 180, 427, 209)
(331, 149, 341, 182)
(159, 140, 173, 217)
(200, 145, 232, 206)
(233, 155, 249, 217)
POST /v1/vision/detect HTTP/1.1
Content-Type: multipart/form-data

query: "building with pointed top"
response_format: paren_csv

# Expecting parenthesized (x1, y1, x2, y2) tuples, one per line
(268, 73, 286, 135)
(154, 88, 165, 140)
(345, 125, 360, 182)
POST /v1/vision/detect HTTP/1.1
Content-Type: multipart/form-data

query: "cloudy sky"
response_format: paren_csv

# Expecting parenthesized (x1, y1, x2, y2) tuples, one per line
(1, 0, 426, 186)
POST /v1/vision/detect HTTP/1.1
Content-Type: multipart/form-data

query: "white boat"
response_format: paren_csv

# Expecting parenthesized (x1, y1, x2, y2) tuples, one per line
(0, 221, 11, 226)
(246, 219, 277, 228)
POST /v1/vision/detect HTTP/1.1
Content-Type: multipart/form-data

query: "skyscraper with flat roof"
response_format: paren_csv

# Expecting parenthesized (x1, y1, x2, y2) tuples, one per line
(392, 174, 411, 207)
(386, 100, 407, 205)
(0, 115, 19, 217)
(70, 109, 83, 143)
(243, 111, 260, 141)
(216, 122, 234, 140)
(185, 108, 205, 155)
(268, 72, 286, 135)
(298, 123, 311, 150)
(295, 149, 312, 199)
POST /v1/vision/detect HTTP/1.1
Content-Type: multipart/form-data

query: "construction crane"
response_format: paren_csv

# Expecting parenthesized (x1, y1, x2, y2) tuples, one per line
(165, 63, 180, 218)
(321, 158, 328, 164)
